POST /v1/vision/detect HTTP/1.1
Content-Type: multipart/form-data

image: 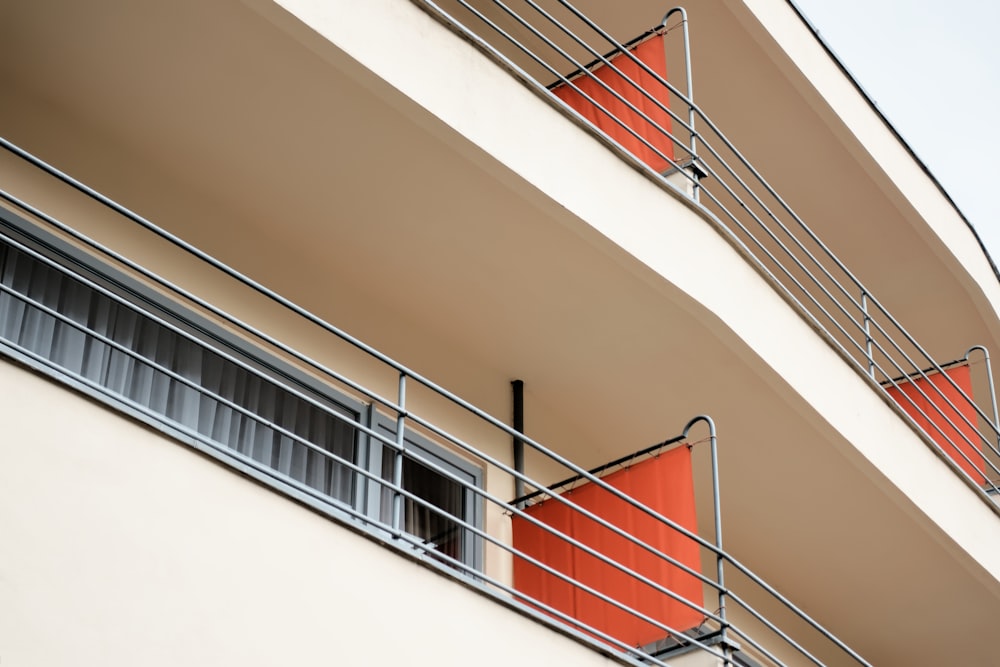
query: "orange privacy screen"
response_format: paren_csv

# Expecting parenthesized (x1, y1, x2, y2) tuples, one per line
(885, 364, 986, 484)
(511, 445, 703, 648)
(551, 34, 674, 172)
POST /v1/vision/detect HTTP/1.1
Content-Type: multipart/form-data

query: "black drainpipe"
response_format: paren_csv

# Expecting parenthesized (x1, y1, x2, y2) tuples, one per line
(512, 379, 525, 508)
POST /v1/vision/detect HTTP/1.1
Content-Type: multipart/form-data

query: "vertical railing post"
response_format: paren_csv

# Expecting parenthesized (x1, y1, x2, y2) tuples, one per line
(861, 290, 875, 378)
(684, 415, 729, 665)
(966, 345, 1000, 452)
(662, 7, 698, 201)
(392, 372, 408, 534)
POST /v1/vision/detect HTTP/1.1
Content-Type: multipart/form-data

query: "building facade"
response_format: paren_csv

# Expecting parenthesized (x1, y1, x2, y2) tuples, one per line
(2, 1, 1000, 665)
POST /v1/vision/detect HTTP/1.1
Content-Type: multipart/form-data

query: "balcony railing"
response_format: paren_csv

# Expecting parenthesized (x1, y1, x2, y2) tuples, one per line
(0, 137, 869, 666)
(411, 0, 1000, 501)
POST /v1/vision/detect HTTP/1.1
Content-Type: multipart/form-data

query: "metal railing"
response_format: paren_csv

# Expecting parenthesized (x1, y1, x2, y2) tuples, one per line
(411, 0, 1000, 499)
(0, 137, 869, 666)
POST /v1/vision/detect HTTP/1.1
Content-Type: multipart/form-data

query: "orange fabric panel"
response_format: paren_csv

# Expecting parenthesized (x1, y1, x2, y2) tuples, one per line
(885, 364, 986, 484)
(512, 445, 703, 648)
(511, 494, 577, 619)
(551, 35, 674, 172)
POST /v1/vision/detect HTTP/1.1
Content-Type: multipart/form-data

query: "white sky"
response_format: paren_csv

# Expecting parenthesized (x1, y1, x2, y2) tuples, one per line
(791, 0, 1000, 263)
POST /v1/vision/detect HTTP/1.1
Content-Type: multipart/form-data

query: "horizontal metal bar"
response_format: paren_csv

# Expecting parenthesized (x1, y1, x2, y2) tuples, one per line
(450, 0, 696, 174)
(0, 187, 406, 419)
(0, 230, 368, 446)
(724, 588, 826, 667)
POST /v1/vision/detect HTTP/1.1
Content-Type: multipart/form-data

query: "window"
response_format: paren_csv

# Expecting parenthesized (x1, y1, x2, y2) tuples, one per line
(371, 415, 482, 568)
(0, 234, 360, 506)
(0, 212, 481, 569)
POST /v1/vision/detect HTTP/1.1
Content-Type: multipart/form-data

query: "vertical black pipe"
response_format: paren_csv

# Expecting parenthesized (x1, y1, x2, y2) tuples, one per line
(512, 379, 525, 508)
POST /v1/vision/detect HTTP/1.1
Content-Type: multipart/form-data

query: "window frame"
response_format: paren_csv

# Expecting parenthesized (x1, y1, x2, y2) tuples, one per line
(369, 411, 484, 572)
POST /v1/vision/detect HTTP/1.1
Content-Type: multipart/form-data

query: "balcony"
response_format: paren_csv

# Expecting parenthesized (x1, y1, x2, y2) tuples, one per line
(1, 0, 1000, 665)
(0, 138, 871, 666)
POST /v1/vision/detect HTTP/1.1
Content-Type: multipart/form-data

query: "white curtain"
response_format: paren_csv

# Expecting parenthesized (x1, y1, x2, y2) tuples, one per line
(0, 240, 356, 503)
(404, 456, 465, 561)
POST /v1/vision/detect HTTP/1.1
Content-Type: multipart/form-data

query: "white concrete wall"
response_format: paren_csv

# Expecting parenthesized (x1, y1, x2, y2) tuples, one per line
(0, 359, 623, 667)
